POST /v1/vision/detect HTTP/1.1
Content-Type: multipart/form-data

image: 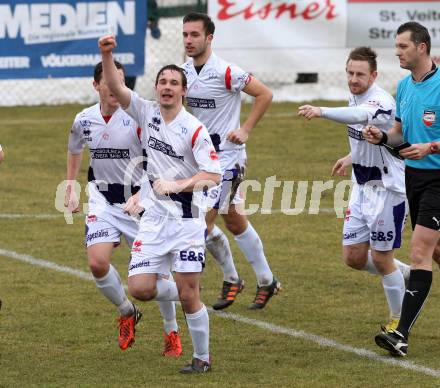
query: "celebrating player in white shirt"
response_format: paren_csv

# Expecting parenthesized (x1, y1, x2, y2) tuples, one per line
(182, 12, 281, 310)
(298, 47, 410, 333)
(65, 61, 182, 356)
(99, 35, 221, 374)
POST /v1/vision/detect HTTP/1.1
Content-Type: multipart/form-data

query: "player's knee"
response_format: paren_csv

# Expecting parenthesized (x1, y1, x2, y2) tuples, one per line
(343, 253, 366, 270)
(432, 244, 440, 267)
(178, 287, 197, 309)
(88, 256, 109, 278)
(410, 245, 430, 267)
(128, 281, 156, 301)
(223, 214, 247, 235)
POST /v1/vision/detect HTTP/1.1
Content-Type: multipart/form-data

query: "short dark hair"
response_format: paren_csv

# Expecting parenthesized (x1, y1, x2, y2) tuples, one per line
(397, 22, 431, 55)
(183, 12, 215, 36)
(94, 60, 125, 83)
(346, 47, 377, 73)
(155, 64, 187, 89)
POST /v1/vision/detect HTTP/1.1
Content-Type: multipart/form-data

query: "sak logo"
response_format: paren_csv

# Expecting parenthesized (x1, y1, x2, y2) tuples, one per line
(423, 110, 436, 127)
(132, 240, 142, 252)
(209, 149, 218, 161)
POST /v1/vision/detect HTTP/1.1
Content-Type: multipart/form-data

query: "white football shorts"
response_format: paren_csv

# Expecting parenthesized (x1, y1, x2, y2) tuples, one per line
(128, 212, 207, 277)
(206, 148, 246, 211)
(85, 196, 139, 248)
(343, 182, 408, 251)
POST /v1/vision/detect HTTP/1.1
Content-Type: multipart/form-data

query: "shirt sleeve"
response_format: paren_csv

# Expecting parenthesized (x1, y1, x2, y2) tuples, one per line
(321, 107, 369, 125)
(67, 117, 85, 154)
(191, 125, 222, 175)
(124, 90, 152, 128)
(358, 98, 395, 126)
(226, 64, 251, 93)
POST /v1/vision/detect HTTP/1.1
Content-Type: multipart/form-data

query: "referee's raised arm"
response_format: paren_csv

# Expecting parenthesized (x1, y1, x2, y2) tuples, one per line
(98, 35, 131, 109)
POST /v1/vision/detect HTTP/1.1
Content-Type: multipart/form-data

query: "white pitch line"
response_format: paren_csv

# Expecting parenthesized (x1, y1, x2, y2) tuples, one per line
(0, 209, 339, 220)
(0, 248, 439, 379)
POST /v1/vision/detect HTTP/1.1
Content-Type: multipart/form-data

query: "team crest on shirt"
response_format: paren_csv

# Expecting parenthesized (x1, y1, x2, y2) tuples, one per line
(102, 132, 109, 140)
(423, 110, 436, 127)
(209, 148, 218, 161)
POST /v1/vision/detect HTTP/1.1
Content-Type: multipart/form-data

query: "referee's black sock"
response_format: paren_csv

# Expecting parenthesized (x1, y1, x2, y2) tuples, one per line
(397, 269, 432, 339)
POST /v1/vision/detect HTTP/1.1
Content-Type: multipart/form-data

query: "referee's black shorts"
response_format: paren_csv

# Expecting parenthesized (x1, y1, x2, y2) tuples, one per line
(405, 166, 440, 231)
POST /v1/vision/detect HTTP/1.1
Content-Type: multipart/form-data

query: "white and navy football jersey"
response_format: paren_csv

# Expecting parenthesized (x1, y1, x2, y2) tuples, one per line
(348, 83, 405, 195)
(124, 91, 221, 219)
(182, 52, 251, 153)
(68, 103, 144, 204)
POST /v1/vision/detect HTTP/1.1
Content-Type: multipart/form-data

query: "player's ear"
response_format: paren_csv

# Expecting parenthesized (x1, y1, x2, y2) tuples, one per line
(371, 70, 378, 81)
(93, 80, 99, 91)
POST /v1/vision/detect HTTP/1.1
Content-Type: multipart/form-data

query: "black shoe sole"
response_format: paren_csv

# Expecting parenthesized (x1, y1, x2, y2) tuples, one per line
(375, 334, 407, 357)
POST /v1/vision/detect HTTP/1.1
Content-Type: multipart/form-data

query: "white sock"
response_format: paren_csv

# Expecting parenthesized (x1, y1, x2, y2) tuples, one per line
(155, 277, 179, 301)
(185, 305, 209, 362)
(363, 250, 379, 275)
(234, 222, 273, 286)
(94, 265, 133, 316)
(206, 225, 239, 283)
(364, 250, 410, 281)
(382, 268, 405, 319)
(157, 301, 178, 334)
(394, 258, 410, 282)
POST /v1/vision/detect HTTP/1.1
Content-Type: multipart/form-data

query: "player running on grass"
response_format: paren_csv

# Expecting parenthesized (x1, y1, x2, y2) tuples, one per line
(182, 12, 281, 310)
(99, 35, 222, 373)
(65, 61, 182, 357)
(298, 47, 410, 334)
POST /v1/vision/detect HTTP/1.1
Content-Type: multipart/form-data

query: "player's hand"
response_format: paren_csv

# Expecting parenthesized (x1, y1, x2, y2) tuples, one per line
(298, 105, 321, 120)
(399, 143, 431, 160)
(123, 192, 144, 215)
(331, 155, 352, 176)
(98, 35, 116, 53)
(0, 150, 4, 164)
(362, 125, 382, 144)
(64, 185, 80, 213)
(153, 179, 180, 196)
(227, 128, 249, 145)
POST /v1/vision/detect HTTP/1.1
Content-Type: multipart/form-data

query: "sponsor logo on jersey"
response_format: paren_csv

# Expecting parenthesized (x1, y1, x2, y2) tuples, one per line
(90, 148, 130, 159)
(122, 119, 131, 126)
(148, 122, 160, 131)
(186, 97, 216, 109)
(132, 240, 142, 252)
(129, 260, 150, 271)
(148, 136, 184, 160)
(179, 250, 205, 262)
(86, 229, 109, 242)
(209, 149, 218, 160)
(207, 72, 218, 80)
(370, 231, 394, 241)
(86, 214, 97, 223)
(423, 110, 436, 127)
(80, 120, 91, 128)
(343, 232, 357, 240)
(347, 126, 364, 141)
(83, 129, 92, 141)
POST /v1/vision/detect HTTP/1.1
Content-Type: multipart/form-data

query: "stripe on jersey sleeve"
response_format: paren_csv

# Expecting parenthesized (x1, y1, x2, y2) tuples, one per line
(225, 66, 232, 90)
(191, 126, 203, 148)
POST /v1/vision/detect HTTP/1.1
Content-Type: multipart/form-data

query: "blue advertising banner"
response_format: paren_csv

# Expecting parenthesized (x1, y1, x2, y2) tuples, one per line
(0, 0, 146, 79)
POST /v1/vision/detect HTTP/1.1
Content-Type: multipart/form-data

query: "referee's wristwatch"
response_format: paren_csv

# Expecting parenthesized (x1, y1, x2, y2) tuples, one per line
(430, 142, 439, 154)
